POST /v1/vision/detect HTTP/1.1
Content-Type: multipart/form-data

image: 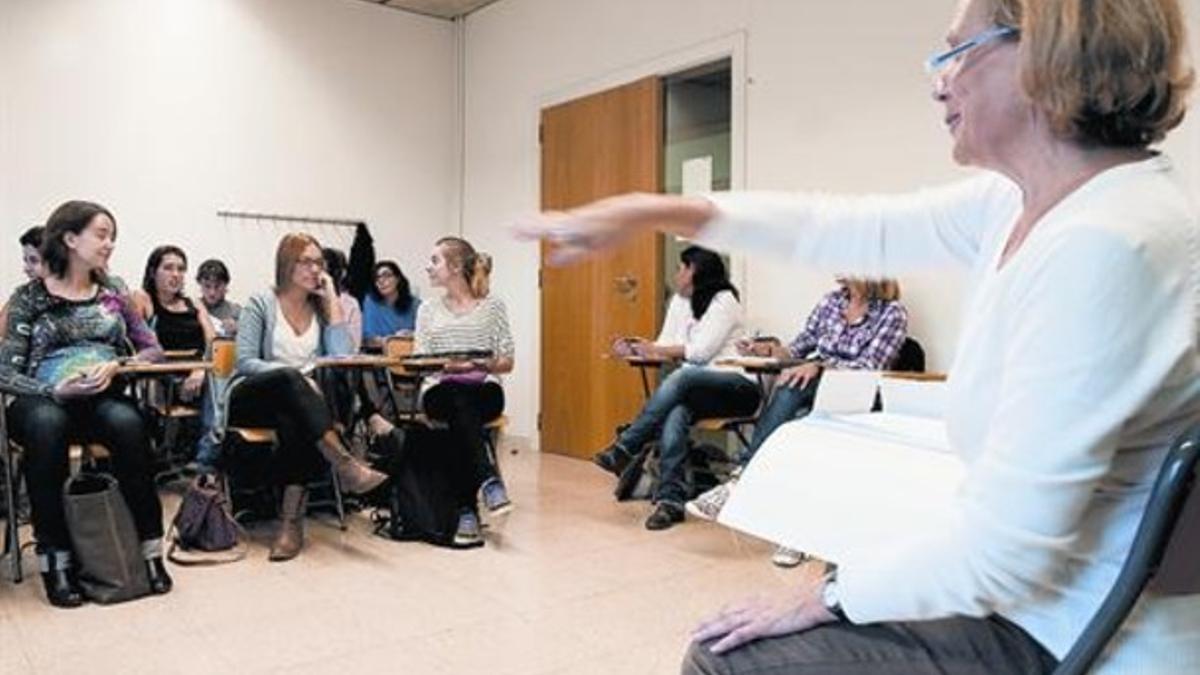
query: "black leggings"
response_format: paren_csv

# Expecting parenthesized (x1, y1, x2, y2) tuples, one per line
(422, 381, 504, 503)
(9, 394, 165, 550)
(228, 368, 333, 485)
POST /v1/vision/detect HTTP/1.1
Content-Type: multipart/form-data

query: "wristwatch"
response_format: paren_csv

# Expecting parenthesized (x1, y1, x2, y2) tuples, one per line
(821, 570, 849, 622)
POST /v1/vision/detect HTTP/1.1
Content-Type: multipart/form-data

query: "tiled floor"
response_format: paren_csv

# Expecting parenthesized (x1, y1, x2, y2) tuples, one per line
(0, 442, 801, 674)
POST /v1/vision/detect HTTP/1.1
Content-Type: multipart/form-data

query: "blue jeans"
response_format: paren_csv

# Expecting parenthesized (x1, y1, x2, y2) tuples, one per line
(616, 367, 760, 506)
(737, 371, 822, 465)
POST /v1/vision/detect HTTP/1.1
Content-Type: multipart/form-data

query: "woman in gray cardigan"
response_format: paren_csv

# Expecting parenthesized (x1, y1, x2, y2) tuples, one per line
(226, 233, 386, 561)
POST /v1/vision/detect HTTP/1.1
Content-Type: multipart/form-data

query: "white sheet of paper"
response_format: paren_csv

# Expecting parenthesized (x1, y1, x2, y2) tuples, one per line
(879, 377, 948, 419)
(681, 156, 714, 195)
(813, 370, 881, 414)
(718, 414, 965, 568)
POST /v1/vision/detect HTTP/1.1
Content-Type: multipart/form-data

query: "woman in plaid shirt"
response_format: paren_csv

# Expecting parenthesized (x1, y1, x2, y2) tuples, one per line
(685, 278, 907, 544)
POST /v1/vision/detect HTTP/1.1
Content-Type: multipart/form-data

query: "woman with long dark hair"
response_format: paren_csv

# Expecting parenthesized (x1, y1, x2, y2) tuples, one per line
(0, 200, 171, 607)
(132, 245, 221, 471)
(593, 244, 760, 531)
(362, 260, 421, 345)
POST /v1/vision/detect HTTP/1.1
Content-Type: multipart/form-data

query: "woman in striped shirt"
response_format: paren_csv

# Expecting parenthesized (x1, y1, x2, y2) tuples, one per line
(412, 236, 515, 546)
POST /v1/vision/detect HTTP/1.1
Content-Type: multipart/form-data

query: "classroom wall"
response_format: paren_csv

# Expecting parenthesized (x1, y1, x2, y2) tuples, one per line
(460, 0, 1200, 444)
(0, 0, 457, 305)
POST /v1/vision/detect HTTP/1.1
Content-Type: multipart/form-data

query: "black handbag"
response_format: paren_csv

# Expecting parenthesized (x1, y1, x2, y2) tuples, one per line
(62, 472, 151, 604)
(370, 427, 479, 549)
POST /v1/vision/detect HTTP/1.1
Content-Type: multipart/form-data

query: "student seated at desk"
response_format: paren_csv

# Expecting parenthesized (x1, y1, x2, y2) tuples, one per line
(228, 233, 387, 561)
(687, 278, 908, 527)
(593, 245, 760, 531)
(0, 201, 172, 607)
(362, 260, 421, 347)
(322, 248, 363, 352)
(132, 245, 221, 472)
(195, 258, 242, 338)
(0, 225, 47, 340)
(388, 236, 514, 547)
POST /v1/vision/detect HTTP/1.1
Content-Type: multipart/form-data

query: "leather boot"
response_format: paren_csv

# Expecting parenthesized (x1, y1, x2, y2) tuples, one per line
(145, 556, 173, 594)
(317, 437, 388, 495)
(269, 485, 307, 562)
(37, 548, 84, 608)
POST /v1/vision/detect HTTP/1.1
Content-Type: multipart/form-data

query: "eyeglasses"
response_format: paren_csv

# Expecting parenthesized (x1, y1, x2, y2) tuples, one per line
(925, 25, 1018, 75)
(296, 257, 325, 269)
(375, 270, 396, 280)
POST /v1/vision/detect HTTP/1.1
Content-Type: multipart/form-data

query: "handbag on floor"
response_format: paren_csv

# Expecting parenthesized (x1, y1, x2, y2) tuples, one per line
(167, 473, 247, 566)
(62, 472, 152, 604)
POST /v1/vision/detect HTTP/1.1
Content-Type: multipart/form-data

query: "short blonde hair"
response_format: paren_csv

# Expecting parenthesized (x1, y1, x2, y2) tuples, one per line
(988, 0, 1193, 147)
(845, 278, 901, 303)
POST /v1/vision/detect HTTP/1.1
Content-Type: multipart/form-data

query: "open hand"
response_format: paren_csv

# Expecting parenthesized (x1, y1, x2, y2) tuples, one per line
(779, 362, 821, 389)
(692, 563, 835, 654)
(512, 193, 714, 266)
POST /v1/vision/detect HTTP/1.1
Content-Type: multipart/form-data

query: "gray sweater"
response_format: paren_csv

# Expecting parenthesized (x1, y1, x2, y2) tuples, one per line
(210, 292, 352, 436)
(234, 291, 353, 377)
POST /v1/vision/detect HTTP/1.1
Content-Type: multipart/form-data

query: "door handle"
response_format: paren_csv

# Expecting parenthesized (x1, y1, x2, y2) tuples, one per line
(613, 275, 639, 296)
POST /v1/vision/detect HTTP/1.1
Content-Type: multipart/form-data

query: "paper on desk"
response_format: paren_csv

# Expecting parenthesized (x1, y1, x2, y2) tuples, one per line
(718, 414, 965, 568)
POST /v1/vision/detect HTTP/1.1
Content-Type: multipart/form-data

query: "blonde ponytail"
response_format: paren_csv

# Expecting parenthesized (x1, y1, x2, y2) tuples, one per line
(470, 252, 492, 299)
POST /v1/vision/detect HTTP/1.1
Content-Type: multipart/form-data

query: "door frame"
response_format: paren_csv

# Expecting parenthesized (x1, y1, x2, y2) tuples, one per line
(533, 32, 749, 450)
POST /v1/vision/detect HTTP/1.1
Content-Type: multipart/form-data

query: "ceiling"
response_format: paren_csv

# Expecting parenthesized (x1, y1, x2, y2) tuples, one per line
(358, 0, 501, 20)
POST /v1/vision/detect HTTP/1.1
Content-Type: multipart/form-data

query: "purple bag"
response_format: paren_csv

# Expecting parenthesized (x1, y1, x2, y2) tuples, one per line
(167, 474, 246, 565)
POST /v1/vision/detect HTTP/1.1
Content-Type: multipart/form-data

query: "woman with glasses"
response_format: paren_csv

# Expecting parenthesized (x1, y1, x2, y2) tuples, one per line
(518, 0, 1198, 672)
(227, 233, 387, 561)
(362, 260, 421, 347)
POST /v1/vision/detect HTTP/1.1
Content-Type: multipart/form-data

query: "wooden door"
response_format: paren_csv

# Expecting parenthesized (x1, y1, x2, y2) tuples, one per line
(540, 77, 664, 459)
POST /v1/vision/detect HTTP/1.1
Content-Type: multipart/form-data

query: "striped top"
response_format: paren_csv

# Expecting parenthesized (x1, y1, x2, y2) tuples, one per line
(414, 295, 514, 387)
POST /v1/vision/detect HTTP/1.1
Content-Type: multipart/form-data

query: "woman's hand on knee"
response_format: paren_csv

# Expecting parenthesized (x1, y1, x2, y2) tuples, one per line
(691, 562, 835, 654)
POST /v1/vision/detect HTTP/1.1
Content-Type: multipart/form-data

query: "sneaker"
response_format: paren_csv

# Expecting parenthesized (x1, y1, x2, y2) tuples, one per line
(454, 510, 483, 546)
(480, 478, 513, 517)
(645, 502, 686, 531)
(593, 444, 635, 477)
(771, 546, 807, 568)
(686, 480, 735, 522)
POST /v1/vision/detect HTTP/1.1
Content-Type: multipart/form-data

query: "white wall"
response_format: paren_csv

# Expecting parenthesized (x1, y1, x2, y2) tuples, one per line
(0, 0, 457, 304)
(462, 0, 1200, 444)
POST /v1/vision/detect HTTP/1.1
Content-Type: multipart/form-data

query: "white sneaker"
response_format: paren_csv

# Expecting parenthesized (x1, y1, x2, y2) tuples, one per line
(686, 479, 735, 522)
(771, 546, 806, 568)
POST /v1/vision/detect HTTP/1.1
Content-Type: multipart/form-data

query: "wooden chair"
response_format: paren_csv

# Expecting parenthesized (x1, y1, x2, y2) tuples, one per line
(382, 335, 421, 420)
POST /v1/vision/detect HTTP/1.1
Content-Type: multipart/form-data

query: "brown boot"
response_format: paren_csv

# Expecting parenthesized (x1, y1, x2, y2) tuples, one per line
(317, 435, 388, 495)
(269, 485, 307, 562)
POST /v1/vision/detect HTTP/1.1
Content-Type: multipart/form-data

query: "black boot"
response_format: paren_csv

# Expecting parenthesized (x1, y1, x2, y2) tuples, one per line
(592, 444, 634, 477)
(145, 556, 173, 595)
(38, 549, 84, 608)
(645, 502, 685, 531)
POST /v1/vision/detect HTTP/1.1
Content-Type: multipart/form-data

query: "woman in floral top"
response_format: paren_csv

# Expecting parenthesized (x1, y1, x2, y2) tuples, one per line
(0, 201, 172, 608)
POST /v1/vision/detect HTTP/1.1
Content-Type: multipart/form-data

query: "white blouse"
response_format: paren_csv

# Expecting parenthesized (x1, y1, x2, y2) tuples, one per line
(701, 154, 1200, 672)
(656, 291, 749, 377)
(271, 304, 320, 369)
